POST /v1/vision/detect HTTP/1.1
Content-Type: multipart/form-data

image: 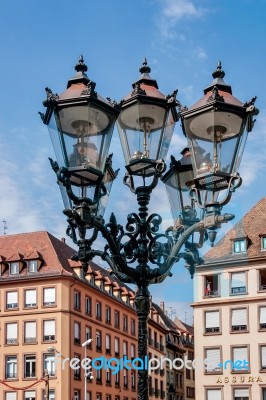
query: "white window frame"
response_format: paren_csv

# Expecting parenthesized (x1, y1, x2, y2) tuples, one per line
(231, 272, 247, 294)
(43, 287, 55, 306)
(6, 291, 18, 309)
(28, 260, 38, 273)
(25, 289, 37, 307)
(43, 320, 55, 341)
(205, 310, 220, 334)
(6, 356, 17, 379)
(10, 262, 19, 275)
(6, 322, 18, 344)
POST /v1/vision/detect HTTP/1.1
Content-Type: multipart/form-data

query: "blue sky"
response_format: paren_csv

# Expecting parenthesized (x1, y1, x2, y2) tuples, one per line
(0, 0, 265, 324)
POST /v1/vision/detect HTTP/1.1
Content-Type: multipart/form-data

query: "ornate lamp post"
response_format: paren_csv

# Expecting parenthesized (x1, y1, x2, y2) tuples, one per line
(40, 57, 258, 400)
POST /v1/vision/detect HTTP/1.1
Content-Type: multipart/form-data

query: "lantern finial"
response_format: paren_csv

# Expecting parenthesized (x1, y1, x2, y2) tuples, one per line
(75, 55, 88, 73)
(140, 58, 151, 74)
(212, 61, 225, 79)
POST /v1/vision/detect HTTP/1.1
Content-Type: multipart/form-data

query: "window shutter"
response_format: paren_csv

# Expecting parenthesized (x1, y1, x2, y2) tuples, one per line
(25, 322, 36, 338)
(206, 311, 220, 328)
(44, 320, 55, 335)
(233, 347, 248, 362)
(6, 393, 17, 400)
(234, 388, 249, 397)
(231, 272, 246, 288)
(25, 391, 35, 398)
(74, 323, 80, 338)
(7, 323, 17, 339)
(261, 346, 266, 368)
(7, 292, 18, 304)
(44, 288, 55, 303)
(232, 309, 247, 326)
(115, 338, 119, 352)
(123, 342, 127, 355)
(106, 335, 110, 348)
(131, 344, 135, 358)
(26, 290, 36, 304)
(260, 307, 266, 323)
(206, 348, 221, 371)
(207, 389, 221, 400)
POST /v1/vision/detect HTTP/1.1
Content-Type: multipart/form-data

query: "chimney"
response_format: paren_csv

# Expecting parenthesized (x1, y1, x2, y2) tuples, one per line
(160, 301, 165, 314)
(61, 238, 66, 243)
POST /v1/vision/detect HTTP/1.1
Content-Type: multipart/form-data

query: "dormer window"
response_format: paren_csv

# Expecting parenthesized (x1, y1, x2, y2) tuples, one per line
(233, 239, 246, 253)
(261, 236, 266, 250)
(10, 262, 19, 275)
(28, 260, 38, 273)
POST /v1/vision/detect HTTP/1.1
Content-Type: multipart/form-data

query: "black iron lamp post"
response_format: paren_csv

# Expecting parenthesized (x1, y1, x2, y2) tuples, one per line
(40, 57, 258, 400)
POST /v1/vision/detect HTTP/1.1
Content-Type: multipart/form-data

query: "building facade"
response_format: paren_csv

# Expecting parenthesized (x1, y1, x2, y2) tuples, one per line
(192, 197, 266, 400)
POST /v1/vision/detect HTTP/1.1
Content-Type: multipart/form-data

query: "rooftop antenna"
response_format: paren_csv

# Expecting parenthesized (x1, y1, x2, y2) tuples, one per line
(2, 220, 8, 236)
(167, 306, 176, 320)
(185, 311, 187, 324)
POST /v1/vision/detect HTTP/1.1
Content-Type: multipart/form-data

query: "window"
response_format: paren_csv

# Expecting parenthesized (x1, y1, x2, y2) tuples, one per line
(25, 289, 37, 307)
(85, 297, 92, 315)
(114, 310, 120, 328)
(24, 321, 37, 343)
(123, 341, 128, 356)
(205, 310, 220, 333)
(234, 239, 246, 253)
(115, 338, 120, 356)
(5, 393, 17, 400)
(206, 389, 222, 400)
(106, 368, 111, 384)
(205, 348, 222, 373)
(131, 370, 136, 389)
(231, 308, 247, 331)
(74, 390, 81, 400)
(24, 391, 36, 400)
(262, 237, 266, 250)
(43, 288, 55, 306)
(43, 320, 55, 341)
(106, 306, 111, 323)
(10, 262, 19, 275)
(131, 319, 136, 336)
(96, 364, 102, 383)
(74, 322, 81, 345)
(109, 285, 113, 296)
(6, 356, 17, 379)
(44, 354, 56, 376)
(106, 334, 111, 354)
(260, 307, 266, 329)
(42, 390, 55, 400)
(28, 260, 38, 273)
(232, 346, 249, 371)
(115, 371, 120, 386)
(6, 291, 18, 309)
(123, 369, 128, 388)
(24, 355, 36, 378)
(262, 388, 266, 400)
(233, 388, 249, 400)
(74, 355, 81, 379)
(6, 322, 18, 344)
(96, 394, 102, 400)
(123, 315, 128, 332)
(259, 269, 266, 291)
(231, 272, 247, 294)
(96, 330, 102, 351)
(96, 302, 102, 320)
(74, 291, 81, 310)
(260, 345, 266, 371)
(131, 344, 135, 359)
(85, 326, 92, 344)
(204, 275, 220, 296)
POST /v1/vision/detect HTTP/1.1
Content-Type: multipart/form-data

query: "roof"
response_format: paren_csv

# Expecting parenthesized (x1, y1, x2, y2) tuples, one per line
(0, 231, 76, 279)
(204, 197, 266, 263)
(152, 302, 181, 332)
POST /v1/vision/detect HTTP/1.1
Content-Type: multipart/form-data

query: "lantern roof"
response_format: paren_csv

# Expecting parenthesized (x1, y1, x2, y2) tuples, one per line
(122, 58, 167, 102)
(184, 62, 244, 113)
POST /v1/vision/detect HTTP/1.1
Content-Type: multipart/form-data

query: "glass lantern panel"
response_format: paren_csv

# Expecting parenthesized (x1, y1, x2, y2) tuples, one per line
(184, 110, 244, 177)
(52, 105, 116, 173)
(47, 112, 66, 168)
(117, 101, 169, 164)
(164, 169, 194, 221)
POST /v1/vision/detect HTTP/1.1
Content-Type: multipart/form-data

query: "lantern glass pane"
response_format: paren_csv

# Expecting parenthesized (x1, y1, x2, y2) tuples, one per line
(49, 105, 116, 174)
(184, 110, 245, 177)
(164, 169, 194, 221)
(117, 101, 171, 165)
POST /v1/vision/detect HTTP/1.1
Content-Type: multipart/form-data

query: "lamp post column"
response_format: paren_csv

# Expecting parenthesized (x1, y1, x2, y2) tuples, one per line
(135, 284, 151, 400)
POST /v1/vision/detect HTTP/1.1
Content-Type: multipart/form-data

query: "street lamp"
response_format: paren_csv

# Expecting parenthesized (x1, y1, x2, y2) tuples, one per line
(40, 57, 258, 400)
(82, 338, 93, 400)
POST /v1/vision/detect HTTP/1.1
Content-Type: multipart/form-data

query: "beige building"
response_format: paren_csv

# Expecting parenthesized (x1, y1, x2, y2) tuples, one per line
(192, 197, 266, 400)
(0, 230, 195, 400)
